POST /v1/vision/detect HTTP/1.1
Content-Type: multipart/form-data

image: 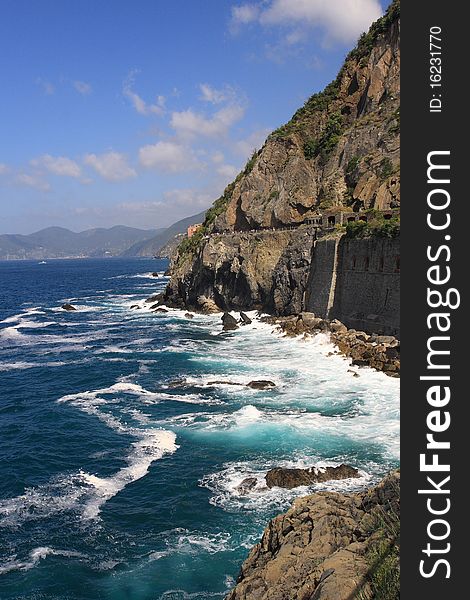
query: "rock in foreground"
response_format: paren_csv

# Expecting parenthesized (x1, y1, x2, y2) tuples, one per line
(265, 464, 359, 489)
(226, 471, 400, 600)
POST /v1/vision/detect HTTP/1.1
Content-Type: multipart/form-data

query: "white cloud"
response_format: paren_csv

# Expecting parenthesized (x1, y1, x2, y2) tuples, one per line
(170, 104, 245, 139)
(231, 4, 260, 26)
(31, 154, 82, 178)
(231, 0, 382, 44)
(0, 163, 9, 175)
(211, 151, 225, 164)
(138, 141, 200, 173)
(117, 189, 211, 216)
(123, 72, 165, 116)
(36, 77, 55, 95)
(84, 152, 136, 181)
(163, 188, 213, 208)
(199, 83, 232, 105)
(15, 173, 51, 192)
(73, 80, 92, 95)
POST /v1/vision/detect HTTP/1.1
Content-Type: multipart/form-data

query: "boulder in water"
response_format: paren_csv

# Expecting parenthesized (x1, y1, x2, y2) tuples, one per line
(236, 477, 258, 495)
(61, 303, 77, 311)
(222, 312, 238, 331)
(240, 312, 252, 325)
(246, 380, 276, 390)
(265, 464, 359, 489)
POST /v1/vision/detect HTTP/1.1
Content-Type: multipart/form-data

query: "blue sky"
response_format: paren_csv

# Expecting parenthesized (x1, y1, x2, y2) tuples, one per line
(0, 0, 387, 234)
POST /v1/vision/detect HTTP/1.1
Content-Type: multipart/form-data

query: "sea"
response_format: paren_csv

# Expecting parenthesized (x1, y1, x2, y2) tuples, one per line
(0, 257, 400, 600)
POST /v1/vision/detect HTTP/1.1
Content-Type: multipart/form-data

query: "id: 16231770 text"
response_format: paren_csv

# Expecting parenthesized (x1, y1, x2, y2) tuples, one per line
(429, 26, 443, 113)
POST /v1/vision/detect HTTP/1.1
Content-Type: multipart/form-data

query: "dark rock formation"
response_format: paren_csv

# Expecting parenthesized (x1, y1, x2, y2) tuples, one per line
(61, 303, 77, 311)
(130, 304, 140, 310)
(265, 464, 359, 489)
(225, 470, 400, 600)
(240, 312, 252, 325)
(247, 380, 276, 390)
(145, 293, 164, 304)
(154, 307, 169, 313)
(185, 312, 194, 319)
(222, 312, 239, 331)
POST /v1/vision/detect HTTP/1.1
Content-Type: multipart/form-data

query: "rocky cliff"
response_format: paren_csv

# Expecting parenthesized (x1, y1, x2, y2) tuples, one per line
(164, 2, 400, 333)
(226, 471, 400, 600)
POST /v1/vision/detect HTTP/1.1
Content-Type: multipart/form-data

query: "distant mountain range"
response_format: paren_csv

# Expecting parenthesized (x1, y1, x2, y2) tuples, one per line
(0, 212, 206, 260)
(121, 210, 206, 257)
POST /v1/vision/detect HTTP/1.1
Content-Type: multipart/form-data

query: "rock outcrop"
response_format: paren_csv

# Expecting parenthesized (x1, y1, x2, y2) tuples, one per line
(222, 312, 239, 331)
(265, 465, 359, 489)
(164, 2, 401, 336)
(61, 303, 77, 311)
(226, 471, 400, 600)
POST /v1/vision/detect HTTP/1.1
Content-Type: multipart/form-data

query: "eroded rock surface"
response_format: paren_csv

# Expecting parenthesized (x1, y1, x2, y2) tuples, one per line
(225, 471, 400, 600)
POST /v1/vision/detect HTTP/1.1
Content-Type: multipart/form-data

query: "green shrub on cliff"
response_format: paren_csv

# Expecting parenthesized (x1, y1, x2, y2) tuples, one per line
(271, 79, 342, 139)
(358, 495, 400, 600)
(303, 112, 344, 161)
(379, 158, 395, 180)
(346, 215, 400, 238)
(270, 2, 400, 142)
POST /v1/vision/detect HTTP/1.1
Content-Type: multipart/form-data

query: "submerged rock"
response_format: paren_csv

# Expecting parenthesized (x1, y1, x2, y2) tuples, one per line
(154, 307, 169, 313)
(130, 304, 140, 310)
(246, 380, 276, 390)
(222, 312, 238, 331)
(61, 303, 77, 311)
(239, 312, 252, 325)
(235, 477, 258, 495)
(185, 312, 194, 319)
(265, 464, 359, 489)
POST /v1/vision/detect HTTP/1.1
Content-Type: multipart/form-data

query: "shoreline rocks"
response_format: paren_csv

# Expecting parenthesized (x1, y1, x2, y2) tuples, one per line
(225, 470, 400, 600)
(262, 312, 400, 377)
(144, 295, 399, 377)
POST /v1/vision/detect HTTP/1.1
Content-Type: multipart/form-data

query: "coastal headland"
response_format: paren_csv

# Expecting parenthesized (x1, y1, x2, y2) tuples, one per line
(154, 2, 401, 597)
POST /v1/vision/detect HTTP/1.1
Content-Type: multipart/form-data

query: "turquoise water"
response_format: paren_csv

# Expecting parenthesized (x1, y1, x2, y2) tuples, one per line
(0, 258, 399, 599)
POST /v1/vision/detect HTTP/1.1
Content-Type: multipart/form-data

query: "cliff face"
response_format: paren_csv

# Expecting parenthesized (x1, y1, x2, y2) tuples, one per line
(215, 7, 399, 231)
(226, 471, 400, 600)
(165, 2, 400, 332)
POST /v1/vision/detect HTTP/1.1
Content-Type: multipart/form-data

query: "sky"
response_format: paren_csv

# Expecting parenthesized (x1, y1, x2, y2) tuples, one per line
(0, 0, 387, 235)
